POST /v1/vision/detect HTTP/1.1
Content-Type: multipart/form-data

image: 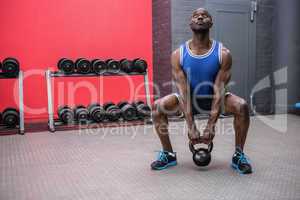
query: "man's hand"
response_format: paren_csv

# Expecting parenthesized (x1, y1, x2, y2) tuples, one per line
(188, 124, 215, 145)
(188, 126, 202, 145)
(201, 124, 215, 144)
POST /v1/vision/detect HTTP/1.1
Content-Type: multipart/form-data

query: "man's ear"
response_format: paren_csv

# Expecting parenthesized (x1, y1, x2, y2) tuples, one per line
(209, 21, 213, 28)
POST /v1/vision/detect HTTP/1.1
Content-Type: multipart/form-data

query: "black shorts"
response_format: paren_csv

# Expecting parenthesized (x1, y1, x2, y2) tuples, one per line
(174, 93, 213, 115)
(191, 97, 213, 115)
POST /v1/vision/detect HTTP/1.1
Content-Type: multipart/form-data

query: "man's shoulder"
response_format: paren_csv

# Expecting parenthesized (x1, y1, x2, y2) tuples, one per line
(220, 45, 232, 67)
(171, 49, 180, 66)
(214, 39, 230, 52)
(221, 45, 231, 58)
(172, 48, 180, 58)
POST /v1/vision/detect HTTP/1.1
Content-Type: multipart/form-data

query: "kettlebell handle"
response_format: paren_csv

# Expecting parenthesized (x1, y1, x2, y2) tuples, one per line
(189, 141, 214, 154)
(207, 142, 213, 153)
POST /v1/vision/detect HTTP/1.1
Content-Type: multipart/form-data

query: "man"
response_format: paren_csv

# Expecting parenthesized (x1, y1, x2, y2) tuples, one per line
(151, 8, 252, 174)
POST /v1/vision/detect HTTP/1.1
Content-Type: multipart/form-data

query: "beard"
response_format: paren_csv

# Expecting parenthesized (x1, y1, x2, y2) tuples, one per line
(191, 28, 209, 34)
(190, 23, 211, 34)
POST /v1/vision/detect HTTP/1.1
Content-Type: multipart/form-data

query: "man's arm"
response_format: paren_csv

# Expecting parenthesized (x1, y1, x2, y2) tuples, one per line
(206, 47, 232, 130)
(171, 49, 198, 138)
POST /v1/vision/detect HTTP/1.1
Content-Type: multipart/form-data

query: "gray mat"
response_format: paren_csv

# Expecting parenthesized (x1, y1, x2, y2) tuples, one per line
(0, 114, 299, 200)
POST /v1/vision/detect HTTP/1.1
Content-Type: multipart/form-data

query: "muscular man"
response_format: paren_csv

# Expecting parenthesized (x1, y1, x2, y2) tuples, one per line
(151, 8, 252, 174)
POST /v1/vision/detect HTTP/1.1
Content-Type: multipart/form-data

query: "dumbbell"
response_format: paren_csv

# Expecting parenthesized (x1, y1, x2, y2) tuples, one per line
(73, 105, 89, 123)
(105, 59, 121, 74)
(132, 58, 147, 73)
(120, 59, 133, 73)
(87, 103, 105, 122)
(57, 106, 74, 124)
(57, 58, 75, 74)
(189, 142, 213, 167)
(117, 101, 137, 121)
(91, 59, 107, 75)
(103, 102, 121, 122)
(132, 101, 151, 119)
(75, 58, 91, 74)
(2, 58, 20, 77)
(2, 108, 19, 128)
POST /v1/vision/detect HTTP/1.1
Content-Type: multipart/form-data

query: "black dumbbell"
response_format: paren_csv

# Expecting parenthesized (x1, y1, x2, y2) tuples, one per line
(132, 101, 151, 119)
(57, 58, 75, 74)
(117, 101, 137, 121)
(57, 105, 74, 124)
(2, 58, 20, 77)
(103, 102, 121, 122)
(189, 142, 213, 167)
(73, 105, 89, 123)
(91, 59, 107, 75)
(132, 58, 147, 73)
(105, 59, 121, 74)
(120, 59, 133, 73)
(87, 103, 105, 122)
(75, 58, 91, 74)
(2, 108, 19, 128)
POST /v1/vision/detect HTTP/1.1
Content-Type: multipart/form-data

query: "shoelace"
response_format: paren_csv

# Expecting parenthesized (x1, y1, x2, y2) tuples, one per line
(237, 152, 251, 165)
(155, 151, 168, 163)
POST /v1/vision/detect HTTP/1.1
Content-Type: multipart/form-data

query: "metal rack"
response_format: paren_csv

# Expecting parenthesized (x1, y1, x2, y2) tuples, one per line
(45, 70, 152, 132)
(0, 71, 25, 135)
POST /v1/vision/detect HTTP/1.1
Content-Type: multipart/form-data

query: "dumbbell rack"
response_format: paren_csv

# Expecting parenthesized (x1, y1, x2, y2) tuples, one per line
(45, 70, 152, 132)
(0, 71, 25, 135)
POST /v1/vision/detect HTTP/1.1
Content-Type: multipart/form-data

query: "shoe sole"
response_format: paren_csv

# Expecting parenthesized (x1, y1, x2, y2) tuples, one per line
(231, 163, 252, 174)
(151, 161, 177, 170)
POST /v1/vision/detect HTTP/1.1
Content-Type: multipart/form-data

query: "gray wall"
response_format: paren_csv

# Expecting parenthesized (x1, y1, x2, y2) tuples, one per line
(153, 0, 300, 113)
(254, 0, 275, 113)
(273, 0, 300, 113)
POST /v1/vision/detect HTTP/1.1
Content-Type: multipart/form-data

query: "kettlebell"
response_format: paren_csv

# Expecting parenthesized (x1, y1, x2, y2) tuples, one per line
(189, 141, 213, 167)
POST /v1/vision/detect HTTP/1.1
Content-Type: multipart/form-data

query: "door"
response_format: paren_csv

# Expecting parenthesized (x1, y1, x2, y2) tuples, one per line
(207, 0, 256, 103)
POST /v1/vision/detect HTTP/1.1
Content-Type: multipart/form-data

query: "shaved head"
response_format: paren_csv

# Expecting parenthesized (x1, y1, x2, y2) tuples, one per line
(191, 8, 212, 19)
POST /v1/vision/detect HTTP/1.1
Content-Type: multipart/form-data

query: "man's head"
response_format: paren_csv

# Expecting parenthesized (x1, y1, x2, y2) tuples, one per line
(189, 8, 213, 33)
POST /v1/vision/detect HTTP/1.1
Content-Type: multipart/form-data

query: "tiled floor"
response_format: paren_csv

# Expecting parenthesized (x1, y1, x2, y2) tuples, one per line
(0, 114, 299, 200)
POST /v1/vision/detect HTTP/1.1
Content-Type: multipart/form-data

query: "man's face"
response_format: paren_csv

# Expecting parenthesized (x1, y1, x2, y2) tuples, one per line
(189, 8, 213, 32)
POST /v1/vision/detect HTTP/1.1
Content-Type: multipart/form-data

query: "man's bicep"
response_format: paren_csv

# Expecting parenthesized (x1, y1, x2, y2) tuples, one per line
(220, 47, 232, 84)
(221, 48, 232, 70)
(171, 49, 185, 80)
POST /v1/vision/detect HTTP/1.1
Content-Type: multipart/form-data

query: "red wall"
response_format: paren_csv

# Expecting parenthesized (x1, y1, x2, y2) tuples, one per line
(0, 0, 153, 121)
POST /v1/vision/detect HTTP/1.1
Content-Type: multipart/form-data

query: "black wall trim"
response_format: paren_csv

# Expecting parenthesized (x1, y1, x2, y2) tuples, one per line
(152, 0, 172, 99)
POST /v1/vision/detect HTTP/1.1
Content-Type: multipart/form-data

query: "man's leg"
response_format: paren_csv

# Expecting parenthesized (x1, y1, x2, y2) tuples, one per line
(151, 94, 181, 170)
(152, 94, 181, 152)
(224, 93, 252, 174)
(224, 93, 250, 150)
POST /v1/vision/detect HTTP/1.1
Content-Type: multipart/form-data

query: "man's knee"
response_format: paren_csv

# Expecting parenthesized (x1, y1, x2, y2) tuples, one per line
(152, 99, 164, 119)
(153, 99, 162, 112)
(153, 94, 179, 115)
(239, 99, 249, 116)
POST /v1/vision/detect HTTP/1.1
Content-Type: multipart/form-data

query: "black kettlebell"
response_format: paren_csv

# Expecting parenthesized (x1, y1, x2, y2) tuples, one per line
(189, 141, 213, 167)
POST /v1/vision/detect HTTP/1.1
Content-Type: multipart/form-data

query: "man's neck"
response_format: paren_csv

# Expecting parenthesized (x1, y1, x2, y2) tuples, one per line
(191, 31, 211, 49)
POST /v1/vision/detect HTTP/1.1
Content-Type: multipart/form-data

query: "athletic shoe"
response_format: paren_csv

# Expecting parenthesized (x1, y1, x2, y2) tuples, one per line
(231, 148, 253, 174)
(151, 151, 177, 170)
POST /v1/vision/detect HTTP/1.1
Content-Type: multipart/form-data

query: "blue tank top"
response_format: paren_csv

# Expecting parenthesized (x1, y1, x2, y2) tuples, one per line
(179, 40, 222, 97)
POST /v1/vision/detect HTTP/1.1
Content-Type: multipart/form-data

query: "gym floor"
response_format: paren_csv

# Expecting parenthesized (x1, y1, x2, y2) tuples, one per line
(1, 114, 299, 200)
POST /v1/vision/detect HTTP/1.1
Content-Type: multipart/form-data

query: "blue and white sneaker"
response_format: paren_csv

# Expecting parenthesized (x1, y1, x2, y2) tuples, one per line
(151, 151, 177, 170)
(231, 148, 253, 174)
